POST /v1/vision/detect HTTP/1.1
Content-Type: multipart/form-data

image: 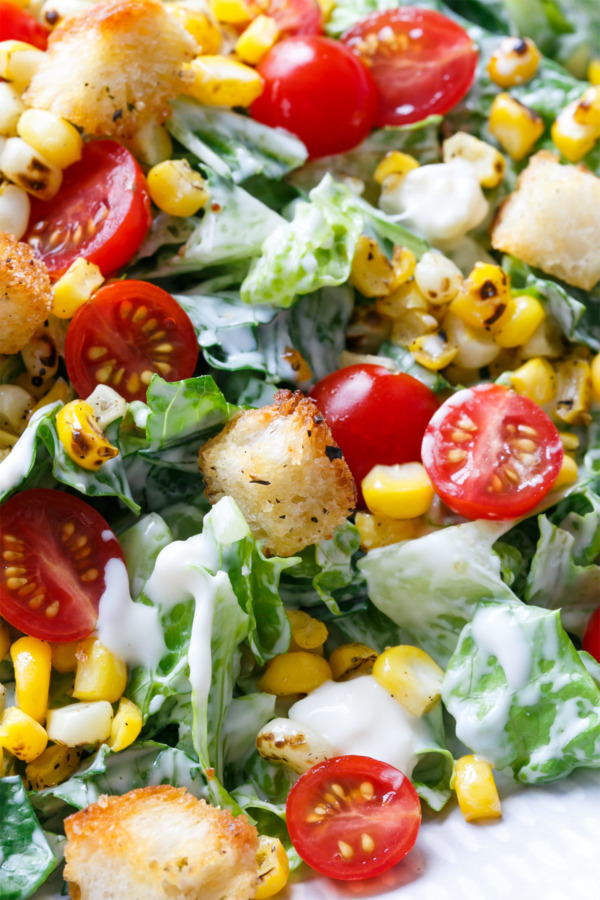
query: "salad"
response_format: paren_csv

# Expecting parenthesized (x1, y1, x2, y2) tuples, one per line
(0, 0, 599, 896)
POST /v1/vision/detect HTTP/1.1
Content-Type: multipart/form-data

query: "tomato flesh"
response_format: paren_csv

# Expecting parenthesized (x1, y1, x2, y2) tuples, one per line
(583, 607, 600, 663)
(286, 755, 421, 880)
(249, 0, 322, 36)
(0, 489, 124, 642)
(0, 1, 50, 49)
(341, 8, 478, 126)
(421, 384, 564, 520)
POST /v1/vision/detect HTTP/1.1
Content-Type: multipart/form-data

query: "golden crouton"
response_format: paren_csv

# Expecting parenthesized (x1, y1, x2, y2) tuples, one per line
(24, 0, 198, 139)
(63, 785, 259, 900)
(491, 151, 600, 290)
(199, 389, 357, 557)
(0, 232, 53, 355)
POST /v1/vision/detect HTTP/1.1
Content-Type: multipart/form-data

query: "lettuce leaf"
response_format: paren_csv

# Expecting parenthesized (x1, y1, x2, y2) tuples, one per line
(0, 777, 56, 900)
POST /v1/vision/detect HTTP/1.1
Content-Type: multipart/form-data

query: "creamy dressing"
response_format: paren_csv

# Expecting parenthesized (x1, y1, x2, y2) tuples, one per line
(0, 401, 61, 494)
(471, 604, 533, 691)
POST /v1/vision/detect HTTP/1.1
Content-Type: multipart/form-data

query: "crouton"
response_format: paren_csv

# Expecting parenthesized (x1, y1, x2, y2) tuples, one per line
(24, 0, 198, 139)
(491, 151, 600, 290)
(199, 389, 357, 557)
(0, 232, 53, 355)
(63, 785, 258, 900)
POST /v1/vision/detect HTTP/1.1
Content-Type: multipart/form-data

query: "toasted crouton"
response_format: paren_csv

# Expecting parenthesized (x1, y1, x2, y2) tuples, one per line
(0, 232, 53, 355)
(24, 0, 198, 139)
(491, 151, 600, 290)
(199, 390, 357, 557)
(63, 785, 258, 900)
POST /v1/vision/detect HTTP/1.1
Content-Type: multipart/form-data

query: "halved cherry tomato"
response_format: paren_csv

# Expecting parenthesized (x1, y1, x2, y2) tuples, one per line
(286, 755, 421, 880)
(310, 365, 439, 506)
(26, 141, 152, 278)
(341, 8, 478, 126)
(0, 1, 50, 50)
(249, 0, 322, 36)
(251, 36, 378, 158)
(421, 384, 564, 520)
(583, 607, 600, 663)
(65, 281, 199, 402)
(0, 489, 124, 642)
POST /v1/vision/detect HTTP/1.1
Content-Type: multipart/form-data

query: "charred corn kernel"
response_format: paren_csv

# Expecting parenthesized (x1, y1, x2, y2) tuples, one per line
(487, 36, 541, 88)
(236, 15, 279, 65)
(410, 330, 458, 371)
(450, 262, 511, 330)
(182, 55, 263, 107)
(0, 621, 10, 660)
(57, 400, 119, 470)
(552, 358, 592, 426)
(287, 609, 328, 652)
(414, 251, 462, 306)
(354, 510, 416, 551)
(442, 132, 505, 188)
(46, 701, 113, 746)
(373, 645, 444, 717)
(10, 636, 52, 723)
(255, 835, 289, 899)
(573, 86, 600, 129)
(256, 717, 335, 773)
(488, 93, 545, 161)
(592, 353, 600, 403)
(391, 309, 438, 348)
(350, 236, 401, 298)
(329, 643, 378, 681)
(373, 151, 419, 184)
(376, 279, 429, 319)
(17, 109, 82, 169)
(0, 180, 30, 238)
(0, 81, 24, 136)
(25, 744, 81, 790)
(147, 158, 210, 217)
(108, 697, 143, 752)
(589, 59, 600, 85)
(32, 377, 71, 413)
(551, 453, 578, 490)
(73, 637, 128, 703)
(52, 257, 104, 318)
(492, 294, 546, 348)
(126, 119, 173, 168)
(50, 640, 79, 673)
(452, 755, 501, 822)
(362, 462, 434, 520)
(0, 40, 45, 89)
(509, 357, 557, 405)
(259, 652, 332, 696)
(168, 4, 221, 53)
(552, 100, 599, 162)
(443, 310, 500, 369)
(211, 0, 252, 23)
(0, 706, 48, 761)
(21, 329, 59, 382)
(0, 136, 62, 200)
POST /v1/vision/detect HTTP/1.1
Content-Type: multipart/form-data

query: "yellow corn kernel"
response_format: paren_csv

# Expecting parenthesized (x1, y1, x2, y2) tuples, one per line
(73, 637, 128, 703)
(410, 330, 458, 371)
(509, 357, 557, 405)
(56, 399, 119, 470)
(452, 755, 502, 822)
(0, 706, 48, 761)
(32, 377, 71, 413)
(442, 132, 505, 188)
(255, 834, 290, 899)
(17, 109, 82, 169)
(0, 40, 45, 89)
(350, 236, 404, 298)
(329, 643, 378, 681)
(25, 744, 81, 790)
(487, 36, 541, 88)
(588, 59, 600, 85)
(10, 636, 52, 723)
(373, 645, 444, 717)
(354, 510, 416, 551)
(551, 453, 578, 490)
(551, 100, 599, 162)
(147, 158, 210, 218)
(552, 358, 592, 426)
(492, 294, 546, 348)
(573, 86, 600, 129)
(376, 279, 429, 319)
(488, 92, 545, 160)
(362, 462, 434, 520)
(236, 15, 279, 65)
(50, 641, 79, 673)
(287, 609, 328, 652)
(558, 431, 579, 453)
(0, 621, 10, 660)
(449, 262, 511, 330)
(259, 652, 332, 696)
(591, 352, 600, 404)
(108, 697, 143, 752)
(373, 151, 419, 184)
(211, 0, 252, 23)
(316, 0, 336, 22)
(182, 55, 263, 107)
(168, 4, 222, 54)
(52, 257, 104, 319)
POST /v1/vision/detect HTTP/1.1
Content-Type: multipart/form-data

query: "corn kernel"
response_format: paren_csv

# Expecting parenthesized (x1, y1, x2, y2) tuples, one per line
(0, 136, 62, 200)
(591, 353, 600, 404)
(126, 119, 173, 168)
(558, 431, 579, 452)
(108, 697, 143, 752)
(236, 15, 279, 65)
(450, 262, 511, 330)
(147, 158, 210, 218)
(287, 609, 328, 652)
(376, 279, 428, 319)
(509, 357, 557, 405)
(0, 81, 24, 136)
(182, 54, 263, 107)
(520, 319, 564, 360)
(211, 0, 252, 23)
(25, 744, 81, 789)
(354, 510, 416, 551)
(452, 755, 502, 822)
(0, 40, 45, 89)
(552, 358, 592, 426)
(31, 378, 70, 414)
(588, 59, 600, 85)
(17, 109, 82, 169)
(350, 236, 406, 298)
(50, 640, 79, 673)
(551, 100, 599, 162)
(551, 453, 578, 490)
(57, 399, 119, 470)
(414, 250, 462, 306)
(373, 645, 444, 717)
(373, 151, 419, 184)
(73, 637, 128, 703)
(492, 294, 546, 348)
(329, 643, 378, 681)
(10, 636, 52, 723)
(52, 257, 104, 319)
(410, 330, 458, 371)
(168, 4, 222, 53)
(488, 92, 545, 160)
(487, 36, 541, 88)
(391, 309, 439, 348)
(259, 652, 332, 696)
(0, 179, 30, 239)
(362, 462, 434, 520)
(0, 705, 48, 761)
(0, 621, 9, 660)
(442, 132, 505, 188)
(573, 86, 600, 129)
(46, 701, 113, 746)
(443, 310, 501, 369)
(255, 835, 290, 900)
(315, 0, 335, 21)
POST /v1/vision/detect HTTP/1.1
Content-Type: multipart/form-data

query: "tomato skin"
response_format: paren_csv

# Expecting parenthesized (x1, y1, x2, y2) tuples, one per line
(0, 489, 124, 642)
(251, 36, 378, 158)
(0, 1, 50, 49)
(65, 281, 199, 402)
(26, 141, 152, 278)
(310, 365, 439, 506)
(583, 608, 600, 663)
(286, 755, 421, 880)
(421, 384, 564, 521)
(249, 0, 322, 36)
(341, 8, 478, 127)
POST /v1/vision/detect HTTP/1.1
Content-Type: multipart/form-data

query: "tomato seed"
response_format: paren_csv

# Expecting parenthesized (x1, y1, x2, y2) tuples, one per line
(5, 567, 26, 577)
(331, 783, 346, 799)
(338, 841, 354, 859)
(359, 781, 374, 799)
(512, 438, 537, 452)
(361, 833, 375, 853)
(29, 594, 45, 609)
(6, 577, 27, 589)
(447, 448, 467, 463)
(81, 568, 99, 582)
(87, 346, 107, 361)
(45, 601, 60, 618)
(450, 430, 472, 443)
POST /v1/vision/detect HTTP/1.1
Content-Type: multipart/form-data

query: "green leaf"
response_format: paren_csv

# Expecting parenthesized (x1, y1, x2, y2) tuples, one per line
(0, 776, 56, 900)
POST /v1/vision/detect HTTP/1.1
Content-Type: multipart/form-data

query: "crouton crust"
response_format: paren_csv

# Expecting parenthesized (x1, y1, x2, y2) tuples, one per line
(491, 150, 600, 291)
(0, 232, 53, 355)
(24, 0, 198, 139)
(63, 785, 258, 900)
(199, 389, 357, 557)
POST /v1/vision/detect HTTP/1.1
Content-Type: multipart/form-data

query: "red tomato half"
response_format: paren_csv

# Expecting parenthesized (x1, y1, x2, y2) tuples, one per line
(251, 36, 378, 158)
(65, 281, 199, 402)
(0, 1, 50, 49)
(249, 0, 322, 36)
(0, 489, 124, 642)
(341, 8, 478, 126)
(26, 141, 152, 278)
(310, 365, 439, 506)
(286, 755, 421, 880)
(583, 607, 600, 663)
(421, 384, 564, 520)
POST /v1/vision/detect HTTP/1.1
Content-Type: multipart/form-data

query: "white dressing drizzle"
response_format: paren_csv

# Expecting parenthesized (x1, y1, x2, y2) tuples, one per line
(0, 402, 60, 494)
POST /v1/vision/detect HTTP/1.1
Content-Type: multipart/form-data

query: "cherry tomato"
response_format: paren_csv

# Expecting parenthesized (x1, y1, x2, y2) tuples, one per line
(65, 281, 199, 402)
(421, 384, 564, 521)
(286, 755, 421, 880)
(251, 36, 378, 158)
(341, 8, 478, 126)
(249, 0, 322, 36)
(0, 489, 124, 642)
(26, 141, 152, 278)
(583, 607, 600, 663)
(310, 365, 439, 506)
(0, 1, 50, 49)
